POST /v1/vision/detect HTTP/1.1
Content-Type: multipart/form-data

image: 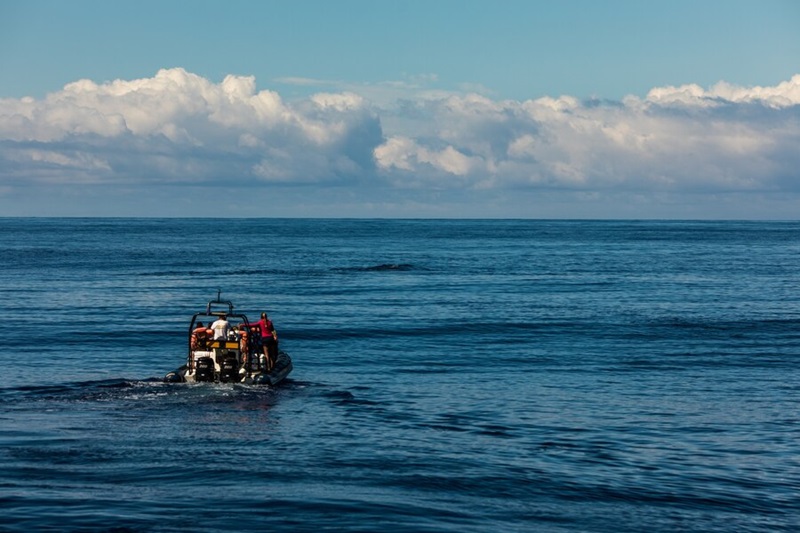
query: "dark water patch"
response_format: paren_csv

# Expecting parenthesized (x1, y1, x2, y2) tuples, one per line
(334, 263, 420, 273)
(141, 266, 321, 278)
(321, 389, 355, 402)
(395, 366, 465, 374)
(364, 263, 417, 272)
(289, 320, 589, 342)
(138, 269, 210, 277)
(320, 389, 385, 408)
(475, 424, 517, 438)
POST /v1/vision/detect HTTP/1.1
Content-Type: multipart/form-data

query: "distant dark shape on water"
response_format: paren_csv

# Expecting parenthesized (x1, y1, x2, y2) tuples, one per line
(335, 263, 417, 272)
(364, 263, 415, 271)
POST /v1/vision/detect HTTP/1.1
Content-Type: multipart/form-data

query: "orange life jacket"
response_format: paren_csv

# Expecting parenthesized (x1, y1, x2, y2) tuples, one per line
(191, 327, 209, 350)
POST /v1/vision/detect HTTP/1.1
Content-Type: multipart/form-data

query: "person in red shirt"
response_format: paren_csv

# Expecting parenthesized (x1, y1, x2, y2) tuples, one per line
(251, 312, 278, 370)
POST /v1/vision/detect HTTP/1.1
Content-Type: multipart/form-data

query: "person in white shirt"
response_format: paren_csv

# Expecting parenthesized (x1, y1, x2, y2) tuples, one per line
(211, 315, 232, 340)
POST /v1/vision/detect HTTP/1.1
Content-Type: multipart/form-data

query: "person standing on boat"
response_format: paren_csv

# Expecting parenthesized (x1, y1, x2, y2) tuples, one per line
(210, 314, 232, 340)
(251, 312, 278, 370)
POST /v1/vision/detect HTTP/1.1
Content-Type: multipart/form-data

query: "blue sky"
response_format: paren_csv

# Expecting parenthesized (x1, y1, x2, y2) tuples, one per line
(1, 0, 799, 218)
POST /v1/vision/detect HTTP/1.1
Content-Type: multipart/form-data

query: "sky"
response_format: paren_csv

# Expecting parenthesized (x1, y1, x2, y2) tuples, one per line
(1, 0, 799, 219)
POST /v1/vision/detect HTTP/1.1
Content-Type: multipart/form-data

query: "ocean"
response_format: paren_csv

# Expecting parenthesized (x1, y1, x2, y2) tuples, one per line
(0, 218, 798, 532)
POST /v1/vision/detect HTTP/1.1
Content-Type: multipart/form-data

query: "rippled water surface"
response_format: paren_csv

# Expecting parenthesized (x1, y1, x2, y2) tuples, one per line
(1, 218, 799, 532)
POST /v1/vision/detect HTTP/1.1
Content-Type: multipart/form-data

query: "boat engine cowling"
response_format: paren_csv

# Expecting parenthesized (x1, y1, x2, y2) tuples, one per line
(219, 357, 239, 383)
(195, 357, 215, 382)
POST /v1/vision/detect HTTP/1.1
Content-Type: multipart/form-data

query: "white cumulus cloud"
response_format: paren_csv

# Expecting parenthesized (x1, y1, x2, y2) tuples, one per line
(1, 68, 799, 216)
(0, 68, 382, 186)
(374, 74, 800, 194)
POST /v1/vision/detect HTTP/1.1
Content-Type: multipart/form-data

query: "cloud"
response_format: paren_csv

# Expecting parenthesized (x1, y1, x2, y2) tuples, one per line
(374, 137, 482, 180)
(0, 68, 382, 186)
(375, 79, 800, 195)
(1, 68, 799, 216)
(646, 75, 800, 108)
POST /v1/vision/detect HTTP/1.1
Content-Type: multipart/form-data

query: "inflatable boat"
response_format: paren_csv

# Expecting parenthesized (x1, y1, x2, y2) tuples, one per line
(164, 293, 293, 385)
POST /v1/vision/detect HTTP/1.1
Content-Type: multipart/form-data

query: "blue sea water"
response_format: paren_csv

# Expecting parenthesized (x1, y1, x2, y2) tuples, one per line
(0, 218, 799, 532)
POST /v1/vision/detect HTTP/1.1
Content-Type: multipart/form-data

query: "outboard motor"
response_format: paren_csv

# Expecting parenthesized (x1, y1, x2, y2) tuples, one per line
(219, 357, 239, 383)
(195, 357, 215, 382)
